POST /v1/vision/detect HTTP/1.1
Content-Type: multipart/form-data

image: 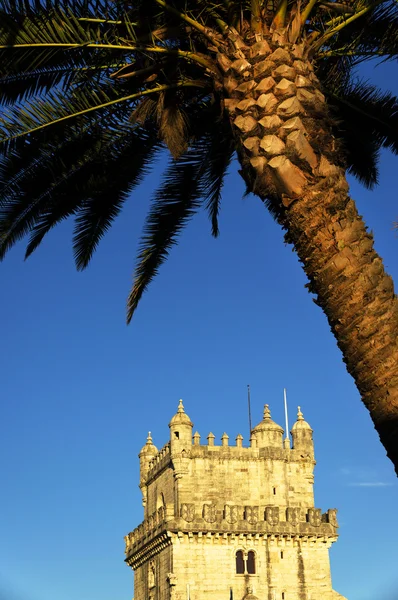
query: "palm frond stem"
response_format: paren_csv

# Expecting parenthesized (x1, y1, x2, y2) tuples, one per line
(154, 0, 222, 44)
(313, 0, 386, 47)
(77, 18, 125, 24)
(272, 0, 288, 29)
(0, 43, 214, 70)
(251, 0, 263, 33)
(300, 0, 319, 25)
(2, 81, 205, 143)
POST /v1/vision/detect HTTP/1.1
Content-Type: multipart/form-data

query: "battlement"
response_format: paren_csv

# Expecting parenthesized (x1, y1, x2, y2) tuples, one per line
(143, 435, 314, 485)
(124, 504, 339, 558)
(147, 442, 171, 476)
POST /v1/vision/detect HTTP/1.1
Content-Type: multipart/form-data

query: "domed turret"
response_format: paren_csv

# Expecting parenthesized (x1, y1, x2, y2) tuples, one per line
(169, 399, 193, 453)
(139, 432, 158, 484)
(291, 406, 314, 457)
(251, 404, 284, 449)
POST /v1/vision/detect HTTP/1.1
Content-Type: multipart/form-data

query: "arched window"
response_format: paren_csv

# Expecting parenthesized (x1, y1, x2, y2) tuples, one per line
(235, 550, 256, 574)
(235, 550, 245, 574)
(247, 551, 256, 574)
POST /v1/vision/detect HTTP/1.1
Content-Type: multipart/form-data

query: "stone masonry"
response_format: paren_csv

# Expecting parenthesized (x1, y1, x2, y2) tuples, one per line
(125, 400, 347, 600)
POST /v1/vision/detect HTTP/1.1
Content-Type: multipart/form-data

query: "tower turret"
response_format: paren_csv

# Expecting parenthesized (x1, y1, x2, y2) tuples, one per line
(138, 432, 158, 512)
(251, 404, 284, 448)
(291, 406, 314, 458)
(168, 399, 193, 453)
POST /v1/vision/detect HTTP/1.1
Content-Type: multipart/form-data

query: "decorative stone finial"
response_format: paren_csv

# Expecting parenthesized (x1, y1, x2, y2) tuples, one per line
(193, 431, 201, 445)
(146, 431, 153, 444)
(236, 433, 243, 448)
(207, 432, 215, 446)
(297, 406, 304, 421)
(263, 404, 271, 420)
(221, 432, 229, 447)
(177, 399, 185, 414)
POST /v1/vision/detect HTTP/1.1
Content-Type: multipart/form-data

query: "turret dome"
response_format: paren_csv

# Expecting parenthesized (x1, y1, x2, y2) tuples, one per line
(252, 404, 284, 433)
(168, 399, 193, 427)
(139, 432, 158, 457)
(291, 406, 312, 431)
(291, 406, 314, 457)
(252, 404, 284, 448)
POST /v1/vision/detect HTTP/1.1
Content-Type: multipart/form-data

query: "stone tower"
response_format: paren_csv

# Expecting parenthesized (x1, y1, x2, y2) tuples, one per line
(124, 400, 347, 600)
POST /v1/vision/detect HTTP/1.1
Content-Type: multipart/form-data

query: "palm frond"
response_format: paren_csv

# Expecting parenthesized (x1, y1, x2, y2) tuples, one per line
(127, 139, 211, 322)
(72, 127, 160, 269)
(326, 81, 398, 187)
(202, 117, 235, 237)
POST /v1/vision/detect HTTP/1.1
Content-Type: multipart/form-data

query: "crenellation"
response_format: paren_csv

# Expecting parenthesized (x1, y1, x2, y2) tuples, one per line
(127, 400, 347, 600)
(207, 432, 215, 446)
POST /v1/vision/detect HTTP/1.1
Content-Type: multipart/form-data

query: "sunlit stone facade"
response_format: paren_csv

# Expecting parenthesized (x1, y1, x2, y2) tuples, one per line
(125, 400, 346, 600)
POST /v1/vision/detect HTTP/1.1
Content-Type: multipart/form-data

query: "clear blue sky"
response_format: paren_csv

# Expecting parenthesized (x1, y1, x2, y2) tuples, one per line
(1, 61, 397, 600)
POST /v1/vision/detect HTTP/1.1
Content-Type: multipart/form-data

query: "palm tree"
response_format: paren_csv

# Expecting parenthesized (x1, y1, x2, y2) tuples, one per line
(0, 0, 397, 471)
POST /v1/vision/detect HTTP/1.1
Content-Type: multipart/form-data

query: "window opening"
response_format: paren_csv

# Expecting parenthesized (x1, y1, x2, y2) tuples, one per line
(247, 551, 256, 574)
(235, 551, 245, 574)
(273, 487, 276, 495)
(280, 551, 284, 559)
(174, 431, 179, 439)
(282, 593, 285, 599)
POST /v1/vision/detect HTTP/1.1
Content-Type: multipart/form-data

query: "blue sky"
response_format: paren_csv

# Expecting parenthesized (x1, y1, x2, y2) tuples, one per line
(1, 61, 398, 600)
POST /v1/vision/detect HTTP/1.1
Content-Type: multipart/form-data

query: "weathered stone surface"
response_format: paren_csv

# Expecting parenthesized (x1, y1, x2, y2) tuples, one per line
(257, 92, 278, 113)
(260, 134, 286, 156)
(236, 97, 257, 111)
(254, 76, 276, 94)
(274, 78, 296, 96)
(277, 96, 305, 117)
(234, 114, 258, 133)
(127, 401, 347, 600)
(273, 64, 296, 80)
(314, 89, 326, 103)
(268, 154, 307, 195)
(259, 114, 283, 130)
(286, 129, 318, 169)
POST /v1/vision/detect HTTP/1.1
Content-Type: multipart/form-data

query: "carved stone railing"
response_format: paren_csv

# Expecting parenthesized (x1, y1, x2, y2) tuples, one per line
(178, 503, 338, 528)
(124, 506, 167, 555)
(147, 442, 171, 476)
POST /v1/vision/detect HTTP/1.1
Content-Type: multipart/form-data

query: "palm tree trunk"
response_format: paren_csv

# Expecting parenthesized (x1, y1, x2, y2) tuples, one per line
(220, 30, 398, 474)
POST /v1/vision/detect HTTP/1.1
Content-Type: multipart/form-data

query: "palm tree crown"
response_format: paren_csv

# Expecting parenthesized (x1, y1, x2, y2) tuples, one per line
(1, 0, 398, 472)
(1, 0, 397, 317)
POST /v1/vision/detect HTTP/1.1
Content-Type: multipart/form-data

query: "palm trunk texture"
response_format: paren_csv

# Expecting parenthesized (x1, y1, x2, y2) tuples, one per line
(219, 29, 398, 474)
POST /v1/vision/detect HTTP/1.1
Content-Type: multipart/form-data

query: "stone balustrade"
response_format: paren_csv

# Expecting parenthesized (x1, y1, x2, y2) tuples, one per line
(124, 506, 167, 554)
(147, 442, 171, 473)
(124, 504, 338, 557)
